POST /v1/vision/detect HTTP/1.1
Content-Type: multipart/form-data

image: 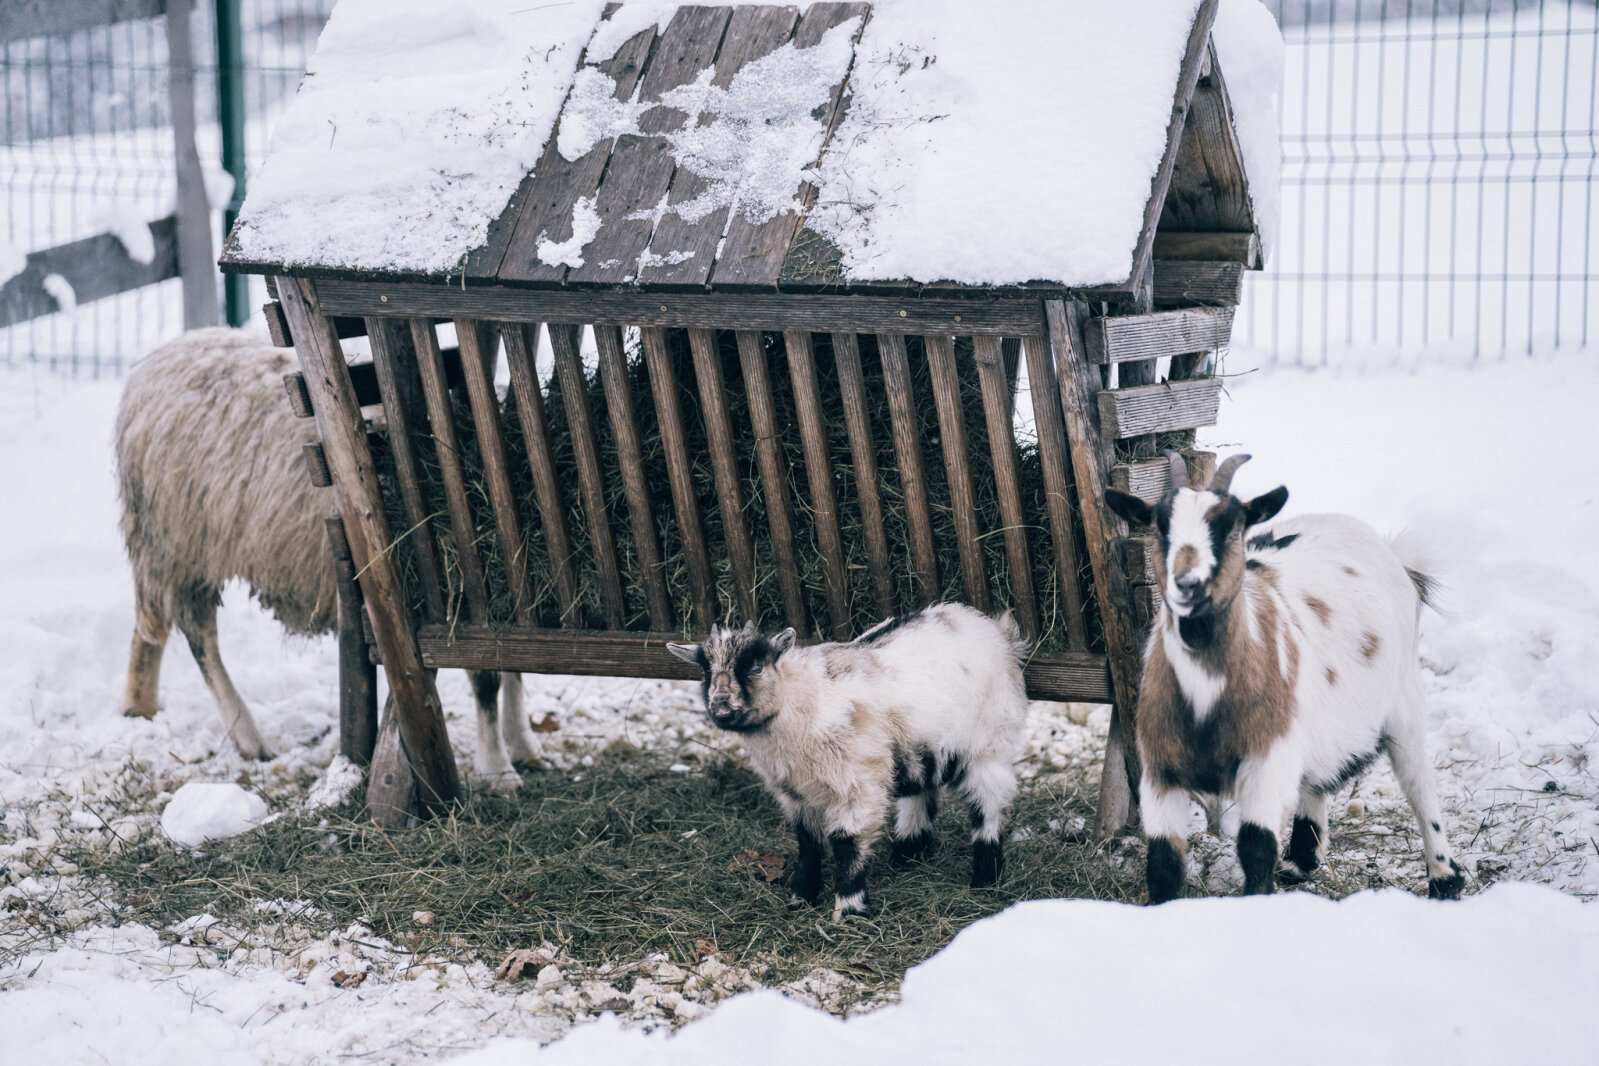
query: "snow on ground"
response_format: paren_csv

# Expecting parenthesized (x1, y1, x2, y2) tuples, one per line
(0, 346, 1595, 1061)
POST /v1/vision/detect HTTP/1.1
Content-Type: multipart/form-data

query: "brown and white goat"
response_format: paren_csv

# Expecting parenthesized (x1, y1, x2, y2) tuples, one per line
(668, 605, 1028, 919)
(116, 328, 534, 782)
(1105, 452, 1464, 903)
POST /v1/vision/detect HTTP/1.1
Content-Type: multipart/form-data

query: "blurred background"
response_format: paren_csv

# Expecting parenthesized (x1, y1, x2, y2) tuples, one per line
(2, 0, 1594, 375)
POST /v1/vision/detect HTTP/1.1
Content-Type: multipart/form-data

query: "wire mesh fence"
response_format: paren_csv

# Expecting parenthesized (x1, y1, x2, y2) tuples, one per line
(3, 1, 1594, 374)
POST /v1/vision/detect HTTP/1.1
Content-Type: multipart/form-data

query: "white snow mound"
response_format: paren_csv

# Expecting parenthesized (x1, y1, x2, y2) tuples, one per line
(161, 782, 269, 847)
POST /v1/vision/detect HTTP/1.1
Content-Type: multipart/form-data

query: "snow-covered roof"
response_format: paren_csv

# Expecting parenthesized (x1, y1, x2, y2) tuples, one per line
(222, 0, 1282, 293)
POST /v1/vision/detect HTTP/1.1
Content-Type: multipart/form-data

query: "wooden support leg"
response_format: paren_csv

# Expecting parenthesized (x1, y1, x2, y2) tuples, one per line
(327, 516, 378, 767)
(1094, 704, 1137, 837)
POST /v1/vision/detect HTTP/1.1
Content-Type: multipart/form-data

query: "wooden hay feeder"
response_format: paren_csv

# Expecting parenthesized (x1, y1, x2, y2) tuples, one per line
(221, 0, 1265, 829)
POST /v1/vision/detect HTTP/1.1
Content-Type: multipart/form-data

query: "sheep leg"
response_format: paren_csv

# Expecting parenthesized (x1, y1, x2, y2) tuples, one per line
(497, 672, 539, 766)
(1384, 704, 1465, 899)
(1280, 790, 1329, 883)
(176, 602, 272, 761)
(468, 670, 520, 792)
(122, 592, 170, 720)
(889, 751, 938, 866)
(959, 758, 1017, 888)
(1234, 745, 1300, 896)
(788, 818, 825, 909)
(1140, 776, 1191, 904)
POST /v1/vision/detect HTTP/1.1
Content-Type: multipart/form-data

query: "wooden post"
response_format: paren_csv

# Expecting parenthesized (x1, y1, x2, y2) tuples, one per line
(163, 0, 218, 329)
(1046, 298, 1144, 837)
(277, 277, 461, 821)
(326, 515, 377, 766)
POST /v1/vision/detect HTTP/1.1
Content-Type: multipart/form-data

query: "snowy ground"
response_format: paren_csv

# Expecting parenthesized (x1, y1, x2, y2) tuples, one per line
(1, 347, 1596, 1061)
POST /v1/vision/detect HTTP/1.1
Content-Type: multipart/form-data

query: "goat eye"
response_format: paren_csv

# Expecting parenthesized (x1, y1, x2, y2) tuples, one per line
(748, 661, 763, 675)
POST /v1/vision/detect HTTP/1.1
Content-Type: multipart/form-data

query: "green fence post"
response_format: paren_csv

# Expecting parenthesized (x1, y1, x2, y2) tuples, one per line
(215, 0, 248, 327)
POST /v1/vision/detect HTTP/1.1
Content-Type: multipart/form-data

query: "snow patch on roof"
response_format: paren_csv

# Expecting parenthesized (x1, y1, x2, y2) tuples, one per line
(1215, 0, 1284, 264)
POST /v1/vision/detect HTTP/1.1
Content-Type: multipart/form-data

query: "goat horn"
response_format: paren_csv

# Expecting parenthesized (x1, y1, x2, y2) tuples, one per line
(1165, 449, 1189, 491)
(1210, 453, 1253, 494)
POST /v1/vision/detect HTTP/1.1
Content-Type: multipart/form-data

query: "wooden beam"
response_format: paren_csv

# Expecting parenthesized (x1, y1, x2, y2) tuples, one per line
(276, 277, 462, 819)
(0, 217, 178, 328)
(165, 0, 217, 329)
(0, 0, 163, 42)
(1152, 260, 1245, 308)
(326, 516, 378, 766)
(1084, 306, 1234, 365)
(1097, 377, 1222, 440)
(313, 280, 1048, 337)
(1152, 232, 1258, 265)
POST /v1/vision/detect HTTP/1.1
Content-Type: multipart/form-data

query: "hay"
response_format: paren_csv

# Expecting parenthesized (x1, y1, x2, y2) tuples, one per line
(372, 329, 1103, 654)
(75, 748, 1143, 987)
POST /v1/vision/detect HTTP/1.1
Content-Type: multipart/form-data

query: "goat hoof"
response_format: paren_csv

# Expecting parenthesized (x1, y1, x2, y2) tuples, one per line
(474, 769, 523, 793)
(1428, 860, 1465, 900)
(831, 892, 869, 921)
(1276, 861, 1312, 886)
(889, 833, 934, 868)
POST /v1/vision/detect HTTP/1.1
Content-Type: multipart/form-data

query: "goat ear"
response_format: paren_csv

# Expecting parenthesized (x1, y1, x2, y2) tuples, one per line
(1245, 486, 1289, 527)
(666, 642, 702, 665)
(770, 627, 797, 655)
(1104, 489, 1154, 527)
(741, 620, 757, 635)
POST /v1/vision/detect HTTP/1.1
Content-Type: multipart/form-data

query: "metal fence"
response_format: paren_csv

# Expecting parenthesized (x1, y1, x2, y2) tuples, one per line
(3, 1, 1594, 373)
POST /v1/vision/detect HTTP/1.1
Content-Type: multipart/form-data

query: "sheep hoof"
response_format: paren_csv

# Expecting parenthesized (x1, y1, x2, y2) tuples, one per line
(122, 704, 158, 720)
(1428, 860, 1465, 900)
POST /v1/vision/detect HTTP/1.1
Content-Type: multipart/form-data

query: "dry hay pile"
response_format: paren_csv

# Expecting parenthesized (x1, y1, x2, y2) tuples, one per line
(371, 329, 1103, 653)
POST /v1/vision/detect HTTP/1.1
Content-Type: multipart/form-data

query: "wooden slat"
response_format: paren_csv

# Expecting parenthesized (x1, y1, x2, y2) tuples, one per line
(317, 280, 1048, 337)
(594, 324, 674, 629)
(1158, 43, 1259, 262)
(302, 442, 331, 488)
(924, 334, 990, 613)
(265, 302, 369, 347)
(410, 318, 490, 625)
(495, 26, 658, 283)
(366, 317, 447, 621)
(1023, 333, 1090, 651)
(638, 5, 801, 288)
(1126, 535, 1160, 587)
(1097, 377, 1222, 440)
(711, 2, 870, 289)
(831, 332, 896, 618)
(1152, 231, 1258, 265)
(1084, 306, 1234, 365)
(566, 6, 733, 287)
(1110, 449, 1219, 503)
(276, 278, 461, 816)
(0, 216, 178, 328)
(641, 327, 719, 628)
(548, 323, 628, 629)
(454, 319, 532, 624)
(735, 330, 808, 629)
(414, 624, 1113, 704)
(688, 327, 760, 622)
(974, 335, 1038, 637)
(785, 329, 851, 637)
(502, 324, 582, 626)
(877, 333, 939, 607)
(326, 515, 378, 766)
(1152, 260, 1246, 308)
(285, 350, 461, 417)
(1046, 299, 1145, 834)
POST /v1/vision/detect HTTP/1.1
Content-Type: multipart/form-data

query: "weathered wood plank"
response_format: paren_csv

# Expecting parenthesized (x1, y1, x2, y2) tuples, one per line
(566, 6, 732, 287)
(1023, 333, 1090, 651)
(1151, 231, 1258, 265)
(0, 216, 178, 328)
(688, 327, 760, 622)
(1110, 449, 1219, 503)
(1157, 44, 1259, 263)
(495, 25, 658, 284)
(302, 442, 331, 488)
(975, 335, 1038, 637)
(285, 350, 462, 418)
(411, 318, 491, 625)
(366, 317, 448, 621)
(641, 327, 719, 629)
(415, 624, 1113, 703)
(1126, 534, 1160, 587)
(710, 2, 871, 289)
(1152, 260, 1246, 308)
(1097, 376, 1222, 440)
(165, 0, 217, 330)
(877, 333, 939, 607)
(594, 324, 674, 629)
(832, 332, 896, 618)
(924, 334, 990, 613)
(549, 323, 628, 629)
(318, 280, 1048, 336)
(326, 515, 378, 767)
(735, 330, 808, 629)
(1084, 306, 1234, 365)
(455, 319, 533, 624)
(264, 302, 368, 347)
(638, 5, 801, 288)
(277, 278, 461, 816)
(1, 0, 163, 42)
(502, 324, 583, 626)
(785, 329, 851, 637)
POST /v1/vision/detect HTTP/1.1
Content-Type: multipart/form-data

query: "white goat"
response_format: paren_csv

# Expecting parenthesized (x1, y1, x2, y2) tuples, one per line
(669, 604, 1028, 919)
(116, 327, 535, 783)
(1105, 452, 1464, 903)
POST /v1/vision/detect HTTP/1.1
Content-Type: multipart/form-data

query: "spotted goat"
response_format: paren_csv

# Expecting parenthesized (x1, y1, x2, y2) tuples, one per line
(1104, 452, 1464, 904)
(668, 604, 1028, 919)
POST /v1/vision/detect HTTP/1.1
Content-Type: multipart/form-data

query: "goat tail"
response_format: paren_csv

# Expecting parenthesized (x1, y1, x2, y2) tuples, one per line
(1388, 529, 1443, 611)
(995, 609, 1032, 664)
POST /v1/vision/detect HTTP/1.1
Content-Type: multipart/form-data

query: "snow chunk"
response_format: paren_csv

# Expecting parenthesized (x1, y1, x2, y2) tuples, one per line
(0, 237, 26, 287)
(305, 755, 364, 811)
(1214, 0, 1284, 263)
(537, 196, 602, 268)
(161, 782, 269, 846)
(41, 273, 76, 313)
(93, 204, 156, 265)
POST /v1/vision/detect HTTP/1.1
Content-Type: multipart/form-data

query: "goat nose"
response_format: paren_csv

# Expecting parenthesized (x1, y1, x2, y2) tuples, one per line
(1175, 573, 1203, 594)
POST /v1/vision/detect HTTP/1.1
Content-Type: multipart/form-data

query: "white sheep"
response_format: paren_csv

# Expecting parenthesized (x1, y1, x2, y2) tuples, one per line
(115, 327, 535, 783)
(668, 604, 1028, 919)
(1105, 452, 1465, 903)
